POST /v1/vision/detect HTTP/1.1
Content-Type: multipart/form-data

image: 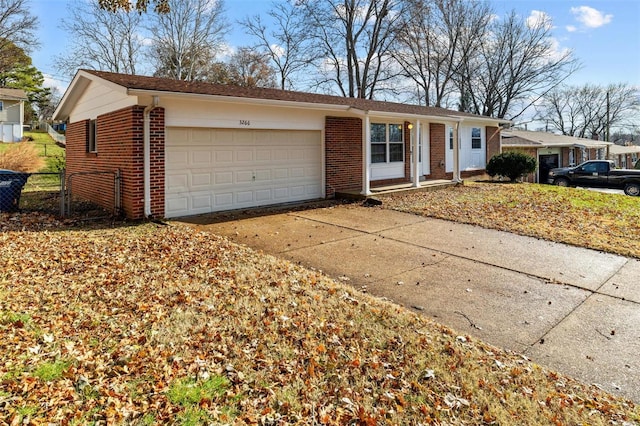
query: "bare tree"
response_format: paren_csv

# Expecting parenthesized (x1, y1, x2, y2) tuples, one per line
(148, 0, 227, 81)
(56, 0, 145, 77)
(299, 0, 405, 99)
(240, 1, 311, 90)
(457, 10, 580, 119)
(394, 0, 492, 108)
(536, 83, 640, 139)
(0, 0, 38, 53)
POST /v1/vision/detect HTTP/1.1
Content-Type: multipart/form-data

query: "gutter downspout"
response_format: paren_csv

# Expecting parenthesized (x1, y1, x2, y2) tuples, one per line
(143, 96, 159, 218)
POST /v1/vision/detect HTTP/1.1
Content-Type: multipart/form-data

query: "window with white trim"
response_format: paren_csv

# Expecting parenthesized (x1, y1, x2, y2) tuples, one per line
(0, 101, 4, 111)
(449, 127, 454, 149)
(471, 127, 482, 149)
(88, 119, 97, 153)
(370, 123, 404, 163)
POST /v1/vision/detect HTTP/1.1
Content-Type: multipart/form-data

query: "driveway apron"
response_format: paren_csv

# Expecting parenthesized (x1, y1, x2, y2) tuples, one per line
(179, 204, 640, 403)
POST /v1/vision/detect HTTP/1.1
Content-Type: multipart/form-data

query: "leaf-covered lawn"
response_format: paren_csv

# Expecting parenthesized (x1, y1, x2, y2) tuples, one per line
(1, 214, 638, 425)
(383, 182, 640, 259)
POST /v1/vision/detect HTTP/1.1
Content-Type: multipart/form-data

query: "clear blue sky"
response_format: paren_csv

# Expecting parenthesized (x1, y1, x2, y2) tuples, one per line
(29, 0, 640, 94)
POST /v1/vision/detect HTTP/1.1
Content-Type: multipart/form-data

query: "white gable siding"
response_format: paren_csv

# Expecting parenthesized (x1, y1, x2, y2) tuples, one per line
(68, 80, 137, 122)
(0, 99, 22, 123)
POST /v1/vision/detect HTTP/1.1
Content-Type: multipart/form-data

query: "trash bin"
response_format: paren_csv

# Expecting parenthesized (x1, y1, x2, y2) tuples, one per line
(0, 170, 30, 212)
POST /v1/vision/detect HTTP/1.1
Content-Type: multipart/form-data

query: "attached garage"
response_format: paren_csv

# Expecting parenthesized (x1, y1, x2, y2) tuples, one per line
(165, 127, 322, 217)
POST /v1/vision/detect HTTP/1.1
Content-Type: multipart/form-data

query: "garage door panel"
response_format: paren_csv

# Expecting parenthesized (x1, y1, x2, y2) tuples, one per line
(290, 186, 305, 197)
(274, 188, 289, 199)
(255, 189, 272, 201)
(215, 193, 233, 206)
(214, 172, 233, 185)
(166, 127, 322, 217)
(215, 150, 233, 163)
(167, 196, 188, 212)
(192, 194, 212, 210)
(191, 150, 212, 166)
(192, 129, 213, 144)
(256, 149, 271, 161)
(273, 168, 288, 179)
(236, 191, 253, 203)
(167, 174, 188, 192)
(191, 173, 212, 187)
(290, 167, 305, 178)
(236, 149, 254, 162)
(236, 170, 254, 184)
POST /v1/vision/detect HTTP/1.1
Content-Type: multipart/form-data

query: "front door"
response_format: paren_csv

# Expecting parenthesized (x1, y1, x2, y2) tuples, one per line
(539, 154, 559, 183)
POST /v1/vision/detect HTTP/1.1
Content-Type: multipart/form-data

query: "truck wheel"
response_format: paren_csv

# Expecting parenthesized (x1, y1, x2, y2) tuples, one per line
(624, 183, 640, 196)
(554, 177, 569, 187)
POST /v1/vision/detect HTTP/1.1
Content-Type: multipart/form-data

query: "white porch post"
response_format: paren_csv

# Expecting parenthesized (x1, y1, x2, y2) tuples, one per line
(412, 121, 420, 187)
(362, 113, 372, 195)
(453, 120, 462, 182)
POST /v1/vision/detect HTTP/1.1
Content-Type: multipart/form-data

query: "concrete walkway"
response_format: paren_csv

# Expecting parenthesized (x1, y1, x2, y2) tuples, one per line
(179, 203, 640, 403)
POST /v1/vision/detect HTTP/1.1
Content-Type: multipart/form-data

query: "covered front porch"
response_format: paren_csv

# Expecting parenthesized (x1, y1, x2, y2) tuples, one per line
(356, 112, 502, 197)
(336, 179, 458, 200)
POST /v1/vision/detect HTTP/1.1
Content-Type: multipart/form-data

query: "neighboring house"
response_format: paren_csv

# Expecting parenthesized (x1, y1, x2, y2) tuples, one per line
(608, 144, 640, 169)
(53, 70, 505, 219)
(501, 129, 612, 183)
(0, 88, 27, 142)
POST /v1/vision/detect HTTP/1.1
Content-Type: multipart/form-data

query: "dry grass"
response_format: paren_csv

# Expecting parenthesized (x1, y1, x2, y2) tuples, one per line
(0, 142, 45, 172)
(382, 182, 640, 259)
(1, 217, 638, 425)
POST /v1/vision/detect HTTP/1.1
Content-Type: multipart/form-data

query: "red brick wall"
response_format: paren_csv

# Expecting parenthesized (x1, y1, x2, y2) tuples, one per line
(65, 105, 165, 219)
(65, 120, 117, 213)
(325, 116, 363, 197)
(561, 148, 571, 167)
(486, 126, 501, 162)
(428, 123, 448, 179)
(149, 108, 165, 217)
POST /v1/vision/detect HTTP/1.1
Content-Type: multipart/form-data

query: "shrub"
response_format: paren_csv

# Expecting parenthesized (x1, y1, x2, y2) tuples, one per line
(486, 152, 537, 182)
(0, 142, 45, 172)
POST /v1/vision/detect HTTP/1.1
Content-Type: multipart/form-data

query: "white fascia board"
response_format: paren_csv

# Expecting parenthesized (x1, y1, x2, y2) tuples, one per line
(128, 88, 352, 112)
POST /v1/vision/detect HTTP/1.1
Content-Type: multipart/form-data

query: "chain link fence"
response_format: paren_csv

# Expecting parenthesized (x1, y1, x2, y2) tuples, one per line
(62, 170, 121, 219)
(0, 169, 121, 220)
(0, 171, 62, 215)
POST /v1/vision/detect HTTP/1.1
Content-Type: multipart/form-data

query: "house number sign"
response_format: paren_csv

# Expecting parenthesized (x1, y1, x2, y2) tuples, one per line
(239, 120, 251, 126)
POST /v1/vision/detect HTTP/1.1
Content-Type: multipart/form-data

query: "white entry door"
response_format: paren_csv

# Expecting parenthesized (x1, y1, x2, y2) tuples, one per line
(165, 127, 322, 217)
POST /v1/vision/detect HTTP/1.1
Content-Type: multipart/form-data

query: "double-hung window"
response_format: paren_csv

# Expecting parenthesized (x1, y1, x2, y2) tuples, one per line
(471, 127, 482, 149)
(370, 123, 404, 163)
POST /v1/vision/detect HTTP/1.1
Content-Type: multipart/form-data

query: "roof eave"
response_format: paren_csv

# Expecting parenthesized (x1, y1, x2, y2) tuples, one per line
(127, 88, 353, 112)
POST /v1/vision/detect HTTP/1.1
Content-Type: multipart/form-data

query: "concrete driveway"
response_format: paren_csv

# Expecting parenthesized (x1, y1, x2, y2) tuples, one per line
(178, 202, 640, 403)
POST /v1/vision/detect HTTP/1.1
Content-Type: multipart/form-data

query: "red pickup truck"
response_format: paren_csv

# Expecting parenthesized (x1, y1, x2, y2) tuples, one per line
(547, 160, 640, 196)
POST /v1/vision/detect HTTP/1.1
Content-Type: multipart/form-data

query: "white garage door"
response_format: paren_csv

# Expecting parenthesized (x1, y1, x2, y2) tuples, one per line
(165, 127, 323, 217)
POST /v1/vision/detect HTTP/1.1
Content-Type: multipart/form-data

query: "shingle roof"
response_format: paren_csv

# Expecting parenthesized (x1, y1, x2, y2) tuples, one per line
(502, 129, 611, 148)
(83, 69, 497, 121)
(0, 88, 27, 100)
(609, 144, 640, 155)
